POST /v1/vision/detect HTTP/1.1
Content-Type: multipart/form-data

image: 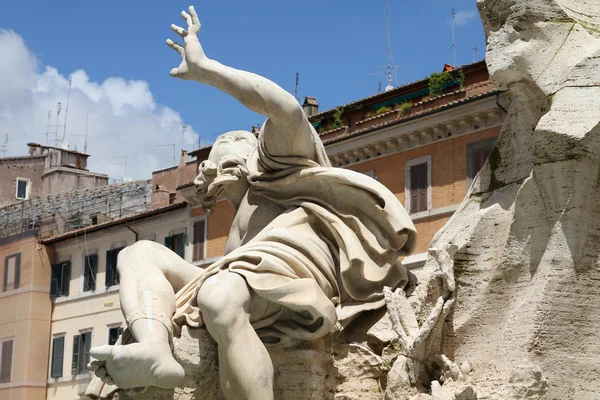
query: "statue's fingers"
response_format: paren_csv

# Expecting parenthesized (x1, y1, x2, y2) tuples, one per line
(94, 367, 107, 379)
(87, 360, 104, 371)
(171, 24, 188, 38)
(181, 10, 192, 27)
(90, 345, 113, 362)
(166, 39, 184, 57)
(189, 6, 201, 29)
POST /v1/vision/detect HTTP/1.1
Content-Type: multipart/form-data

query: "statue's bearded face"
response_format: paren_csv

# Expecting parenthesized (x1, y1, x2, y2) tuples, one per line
(193, 130, 257, 213)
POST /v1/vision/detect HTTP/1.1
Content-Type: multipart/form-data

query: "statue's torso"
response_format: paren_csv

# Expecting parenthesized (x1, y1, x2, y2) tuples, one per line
(224, 188, 287, 254)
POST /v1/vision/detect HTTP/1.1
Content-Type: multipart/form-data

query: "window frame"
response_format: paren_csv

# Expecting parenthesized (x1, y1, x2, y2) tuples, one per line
(165, 230, 186, 259)
(50, 260, 71, 298)
(191, 217, 207, 262)
(50, 334, 65, 379)
(82, 253, 98, 292)
(405, 155, 432, 215)
(3, 253, 21, 292)
(0, 337, 15, 384)
(105, 247, 125, 288)
(71, 329, 92, 376)
(15, 178, 30, 200)
(467, 138, 497, 188)
(107, 324, 124, 346)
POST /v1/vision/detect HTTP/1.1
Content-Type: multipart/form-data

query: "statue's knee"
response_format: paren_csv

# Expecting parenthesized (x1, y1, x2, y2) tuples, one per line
(197, 273, 250, 328)
(116, 241, 153, 273)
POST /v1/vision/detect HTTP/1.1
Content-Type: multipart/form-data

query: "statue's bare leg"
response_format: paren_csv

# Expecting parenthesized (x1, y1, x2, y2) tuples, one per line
(197, 270, 274, 400)
(89, 240, 201, 389)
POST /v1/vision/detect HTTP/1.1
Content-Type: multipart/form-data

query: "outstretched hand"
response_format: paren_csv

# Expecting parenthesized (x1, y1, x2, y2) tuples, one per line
(166, 5, 207, 80)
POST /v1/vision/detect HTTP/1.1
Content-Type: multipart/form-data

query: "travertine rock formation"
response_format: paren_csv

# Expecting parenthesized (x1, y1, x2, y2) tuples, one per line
(411, 0, 600, 399)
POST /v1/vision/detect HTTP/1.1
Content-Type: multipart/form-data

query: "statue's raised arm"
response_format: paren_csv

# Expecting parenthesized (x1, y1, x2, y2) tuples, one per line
(167, 6, 316, 161)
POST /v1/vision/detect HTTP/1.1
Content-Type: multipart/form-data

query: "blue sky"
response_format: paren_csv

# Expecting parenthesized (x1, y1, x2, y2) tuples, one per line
(0, 0, 485, 178)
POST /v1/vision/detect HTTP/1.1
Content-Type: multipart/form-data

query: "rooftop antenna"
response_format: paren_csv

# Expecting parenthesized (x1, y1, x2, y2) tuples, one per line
(71, 110, 90, 154)
(294, 72, 299, 101)
(378, 81, 382, 93)
(369, 0, 399, 91)
(473, 43, 478, 63)
(45, 110, 52, 145)
(61, 76, 72, 148)
(451, 7, 457, 66)
(54, 102, 62, 147)
(157, 143, 176, 166)
(0, 134, 8, 157)
(181, 124, 187, 151)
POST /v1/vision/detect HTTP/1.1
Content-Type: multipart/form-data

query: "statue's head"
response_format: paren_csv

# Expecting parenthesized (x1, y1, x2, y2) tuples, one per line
(194, 130, 258, 213)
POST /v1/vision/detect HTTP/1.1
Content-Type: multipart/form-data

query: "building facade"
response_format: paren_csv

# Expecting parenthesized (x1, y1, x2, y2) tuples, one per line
(0, 143, 108, 208)
(0, 231, 54, 400)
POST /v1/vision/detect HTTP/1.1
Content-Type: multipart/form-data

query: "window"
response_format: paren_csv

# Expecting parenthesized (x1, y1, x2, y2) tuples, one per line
(83, 254, 98, 292)
(15, 178, 30, 200)
(50, 261, 71, 298)
(3, 253, 20, 292)
(405, 156, 431, 214)
(467, 138, 496, 187)
(72, 331, 92, 376)
(50, 336, 65, 378)
(192, 220, 206, 262)
(108, 326, 123, 346)
(0, 339, 13, 383)
(105, 247, 124, 287)
(165, 233, 186, 258)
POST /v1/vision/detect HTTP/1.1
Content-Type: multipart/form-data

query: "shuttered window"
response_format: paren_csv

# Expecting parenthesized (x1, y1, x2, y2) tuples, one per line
(83, 254, 98, 292)
(50, 261, 71, 298)
(0, 339, 13, 383)
(108, 326, 124, 346)
(193, 220, 206, 262)
(50, 336, 64, 378)
(72, 332, 92, 376)
(467, 139, 496, 187)
(165, 233, 186, 258)
(3, 253, 20, 292)
(409, 163, 429, 213)
(105, 248, 124, 287)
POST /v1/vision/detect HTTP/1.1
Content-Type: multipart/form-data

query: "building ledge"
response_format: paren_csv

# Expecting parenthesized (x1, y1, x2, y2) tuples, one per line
(47, 372, 93, 385)
(53, 285, 120, 304)
(0, 380, 47, 389)
(0, 285, 49, 299)
(409, 204, 460, 222)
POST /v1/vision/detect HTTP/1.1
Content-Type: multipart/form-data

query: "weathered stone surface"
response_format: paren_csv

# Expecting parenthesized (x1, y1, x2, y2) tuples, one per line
(414, 0, 600, 399)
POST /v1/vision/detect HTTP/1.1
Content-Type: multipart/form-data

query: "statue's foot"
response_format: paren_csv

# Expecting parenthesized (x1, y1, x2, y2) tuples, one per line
(89, 340, 185, 390)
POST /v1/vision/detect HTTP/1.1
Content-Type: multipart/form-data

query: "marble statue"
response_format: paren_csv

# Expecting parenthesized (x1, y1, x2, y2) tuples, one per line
(85, 5, 417, 400)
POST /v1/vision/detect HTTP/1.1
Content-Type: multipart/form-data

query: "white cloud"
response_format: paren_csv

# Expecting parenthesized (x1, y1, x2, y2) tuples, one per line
(0, 29, 198, 181)
(453, 10, 478, 27)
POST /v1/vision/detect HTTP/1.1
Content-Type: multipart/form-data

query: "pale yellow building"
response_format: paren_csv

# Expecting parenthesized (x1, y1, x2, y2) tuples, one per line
(41, 202, 203, 400)
(0, 231, 54, 400)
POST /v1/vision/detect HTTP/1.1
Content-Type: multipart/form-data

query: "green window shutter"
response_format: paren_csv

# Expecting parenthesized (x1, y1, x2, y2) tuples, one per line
(71, 335, 80, 376)
(177, 233, 185, 258)
(105, 250, 114, 287)
(83, 333, 92, 369)
(51, 337, 64, 378)
(14, 253, 20, 289)
(164, 235, 173, 250)
(2, 257, 7, 292)
(89, 254, 97, 291)
(62, 262, 71, 296)
(0, 340, 13, 383)
(50, 264, 60, 298)
(114, 248, 124, 285)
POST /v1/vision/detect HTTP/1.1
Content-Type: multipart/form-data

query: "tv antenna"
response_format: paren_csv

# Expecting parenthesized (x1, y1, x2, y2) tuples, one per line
(181, 124, 187, 151)
(157, 143, 176, 166)
(369, 0, 399, 91)
(54, 102, 64, 147)
(473, 43, 478, 62)
(60, 76, 72, 148)
(0, 134, 8, 157)
(71, 110, 91, 154)
(451, 7, 457, 66)
(45, 110, 52, 145)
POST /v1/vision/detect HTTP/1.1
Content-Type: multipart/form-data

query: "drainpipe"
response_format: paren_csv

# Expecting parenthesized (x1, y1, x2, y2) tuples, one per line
(125, 223, 139, 242)
(495, 93, 508, 114)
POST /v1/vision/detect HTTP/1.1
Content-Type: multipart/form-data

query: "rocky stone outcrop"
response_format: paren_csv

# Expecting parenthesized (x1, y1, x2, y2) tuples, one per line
(413, 1, 600, 399)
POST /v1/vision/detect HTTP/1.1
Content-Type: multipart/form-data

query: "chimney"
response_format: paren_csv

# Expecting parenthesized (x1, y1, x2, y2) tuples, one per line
(302, 96, 319, 117)
(179, 149, 189, 167)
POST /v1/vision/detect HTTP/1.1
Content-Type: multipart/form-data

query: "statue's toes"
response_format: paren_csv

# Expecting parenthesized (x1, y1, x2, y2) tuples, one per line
(124, 386, 149, 398)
